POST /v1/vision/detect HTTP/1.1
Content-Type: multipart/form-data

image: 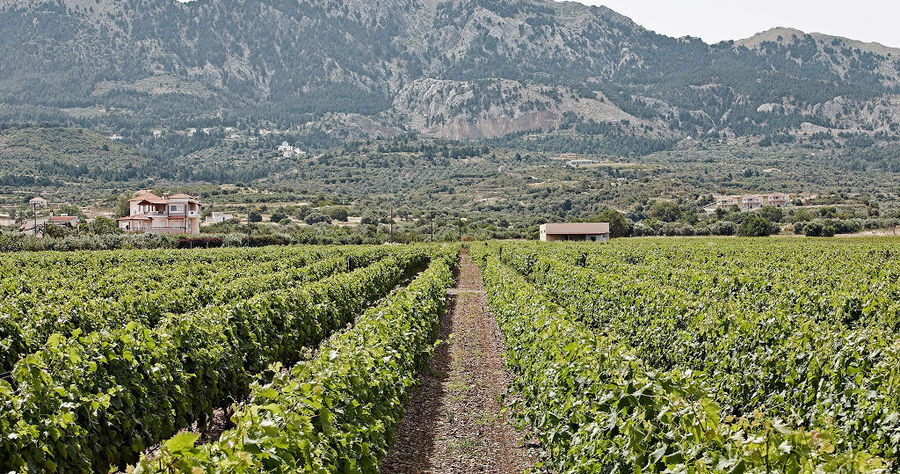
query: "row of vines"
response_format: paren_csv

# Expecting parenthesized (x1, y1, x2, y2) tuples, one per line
(0, 244, 457, 472)
(473, 238, 900, 472)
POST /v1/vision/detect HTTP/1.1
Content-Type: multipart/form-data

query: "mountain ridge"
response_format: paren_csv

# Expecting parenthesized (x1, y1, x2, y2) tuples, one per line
(1, 0, 899, 145)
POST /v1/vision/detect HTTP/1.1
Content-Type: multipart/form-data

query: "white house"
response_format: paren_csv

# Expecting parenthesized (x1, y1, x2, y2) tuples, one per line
(714, 193, 788, 211)
(117, 191, 201, 234)
(741, 195, 763, 211)
(566, 159, 597, 168)
(765, 193, 787, 208)
(29, 197, 48, 208)
(715, 195, 738, 208)
(203, 212, 236, 225)
(540, 223, 610, 242)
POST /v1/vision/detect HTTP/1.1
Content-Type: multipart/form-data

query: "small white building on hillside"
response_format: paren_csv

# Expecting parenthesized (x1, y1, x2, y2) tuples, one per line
(714, 193, 790, 211)
(540, 223, 610, 242)
(29, 197, 48, 208)
(203, 212, 236, 225)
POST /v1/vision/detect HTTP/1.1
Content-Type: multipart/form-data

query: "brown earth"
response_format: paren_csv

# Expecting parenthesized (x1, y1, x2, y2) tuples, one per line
(380, 252, 541, 474)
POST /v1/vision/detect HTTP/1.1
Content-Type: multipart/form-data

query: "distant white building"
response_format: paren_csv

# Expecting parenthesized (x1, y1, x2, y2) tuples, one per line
(277, 141, 305, 158)
(203, 212, 236, 225)
(741, 195, 763, 211)
(716, 195, 738, 208)
(29, 197, 48, 208)
(765, 193, 787, 208)
(566, 159, 597, 168)
(714, 193, 789, 211)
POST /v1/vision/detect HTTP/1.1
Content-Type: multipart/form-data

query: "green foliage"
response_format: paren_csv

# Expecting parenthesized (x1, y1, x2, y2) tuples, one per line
(0, 245, 433, 471)
(758, 206, 784, 222)
(591, 209, 631, 238)
(269, 208, 288, 222)
(647, 201, 682, 222)
(324, 206, 349, 222)
(135, 247, 458, 472)
(737, 214, 778, 236)
(304, 212, 329, 225)
(477, 239, 900, 468)
(472, 240, 898, 471)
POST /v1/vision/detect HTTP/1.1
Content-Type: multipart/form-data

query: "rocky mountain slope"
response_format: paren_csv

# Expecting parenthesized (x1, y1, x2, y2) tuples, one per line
(1, 0, 899, 144)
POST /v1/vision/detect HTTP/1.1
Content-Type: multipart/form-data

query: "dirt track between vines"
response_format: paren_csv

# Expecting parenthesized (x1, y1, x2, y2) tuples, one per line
(380, 252, 540, 474)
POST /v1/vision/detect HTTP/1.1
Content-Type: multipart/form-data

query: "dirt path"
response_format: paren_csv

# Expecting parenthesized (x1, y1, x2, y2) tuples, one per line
(380, 252, 540, 474)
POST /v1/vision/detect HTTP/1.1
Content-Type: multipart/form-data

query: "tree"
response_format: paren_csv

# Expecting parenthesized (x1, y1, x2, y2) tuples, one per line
(115, 195, 131, 218)
(737, 214, 777, 237)
(89, 216, 119, 235)
(304, 212, 329, 225)
(758, 206, 784, 223)
(648, 201, 682, 223)
(270, 209, 288, 222)
(803, 221, 822, 237)
(792, 209, 814, 223)
(325, 207, 349, 222)
(592, 209, 631, 238)
(248, 210, 262, 223)
(42, 223, 71, 239)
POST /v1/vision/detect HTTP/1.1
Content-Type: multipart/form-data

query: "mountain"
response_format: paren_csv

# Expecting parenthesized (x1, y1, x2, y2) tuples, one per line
(1, 0, 899, 145)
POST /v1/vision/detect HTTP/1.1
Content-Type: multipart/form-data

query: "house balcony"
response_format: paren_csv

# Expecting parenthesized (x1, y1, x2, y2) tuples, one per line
(147, 227, 195, 235)
(144, 211, 201, 218)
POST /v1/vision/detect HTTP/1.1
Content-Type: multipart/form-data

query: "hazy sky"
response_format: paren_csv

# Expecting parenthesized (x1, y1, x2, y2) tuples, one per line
(578, 0, 900, 48)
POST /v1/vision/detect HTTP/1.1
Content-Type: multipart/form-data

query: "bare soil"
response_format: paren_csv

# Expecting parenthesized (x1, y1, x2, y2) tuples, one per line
(380, 252, 541, 474)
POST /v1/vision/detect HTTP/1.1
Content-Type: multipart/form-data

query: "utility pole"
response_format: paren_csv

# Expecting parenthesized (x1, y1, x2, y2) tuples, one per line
(389, 205, 394, 244)
(32, 203, 37, 236)
(430, 211, 434, 242)
(246, 204, 251, 247)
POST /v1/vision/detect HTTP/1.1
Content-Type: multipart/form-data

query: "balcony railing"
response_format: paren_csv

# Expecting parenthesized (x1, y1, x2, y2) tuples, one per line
(144, 211, 200, 218)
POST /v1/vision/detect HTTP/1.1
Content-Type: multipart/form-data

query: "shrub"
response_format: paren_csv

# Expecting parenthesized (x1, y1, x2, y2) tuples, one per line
(710, 221, 737, 236)
(223, 233, 246, 247)
(737, 214, 777, 237)
(803, 221, 823, 237)
(325, 207, 349, 222)
(304, 212, 329, 225)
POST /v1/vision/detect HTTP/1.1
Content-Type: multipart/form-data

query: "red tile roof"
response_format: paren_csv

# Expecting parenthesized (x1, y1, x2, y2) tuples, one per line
(129, 192, 167, 204)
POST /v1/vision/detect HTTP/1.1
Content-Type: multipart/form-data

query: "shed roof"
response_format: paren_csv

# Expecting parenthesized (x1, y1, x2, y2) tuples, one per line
(542, 223, 610, 235)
